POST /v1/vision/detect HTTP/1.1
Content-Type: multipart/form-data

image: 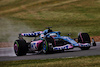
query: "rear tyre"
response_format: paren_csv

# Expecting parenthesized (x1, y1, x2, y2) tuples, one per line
(14, 39, 28, 56)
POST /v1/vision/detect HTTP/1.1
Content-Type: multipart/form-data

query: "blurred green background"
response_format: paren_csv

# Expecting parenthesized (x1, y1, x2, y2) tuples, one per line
(0, 0, 100, 42)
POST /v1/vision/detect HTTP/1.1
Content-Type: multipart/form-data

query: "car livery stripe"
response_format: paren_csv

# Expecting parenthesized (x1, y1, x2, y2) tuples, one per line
(21, 31, 43, 37)
(53, 45, 72, 50)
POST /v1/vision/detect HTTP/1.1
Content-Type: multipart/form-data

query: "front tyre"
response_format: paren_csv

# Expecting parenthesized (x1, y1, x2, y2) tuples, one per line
(14, 39, 28, 56)
(43, 40, 53, 54)
(78, 33, 91, 50)
(80, 47, 90, 50)
(43, 37, 54, 54)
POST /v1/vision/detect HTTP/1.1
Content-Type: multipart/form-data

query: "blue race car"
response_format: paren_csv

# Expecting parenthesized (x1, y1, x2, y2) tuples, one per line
(14, 27, 93, 56)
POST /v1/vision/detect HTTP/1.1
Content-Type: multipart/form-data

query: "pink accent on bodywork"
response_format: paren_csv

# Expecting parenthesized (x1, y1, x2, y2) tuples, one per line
(14, 44, 18, 52)
(55, 44, 73, 49)
(78, 43, 90, 47)
(80, 43, 88, 45)
(80, 33, 83, 42)
(39, 31, 43, 34)
(31, 40, 43, 48)
(51, 36, 56, 46)
(78, 43, 81, 47)
(68, 44, 73, 49)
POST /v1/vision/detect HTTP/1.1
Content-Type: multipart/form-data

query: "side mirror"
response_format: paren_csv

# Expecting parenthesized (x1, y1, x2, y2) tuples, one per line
(68, 33, 71, 36)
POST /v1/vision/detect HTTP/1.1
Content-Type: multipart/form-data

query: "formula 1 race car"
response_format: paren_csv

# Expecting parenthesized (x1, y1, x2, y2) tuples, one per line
(14, 27, 94, 56)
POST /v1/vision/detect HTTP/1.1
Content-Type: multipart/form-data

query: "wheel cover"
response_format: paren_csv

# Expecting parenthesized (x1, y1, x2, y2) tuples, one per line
(43, 40, 48, 53)
(43, 43, 46, 53)
(14, 41, 19, 55)
(14, 44, 18, 55)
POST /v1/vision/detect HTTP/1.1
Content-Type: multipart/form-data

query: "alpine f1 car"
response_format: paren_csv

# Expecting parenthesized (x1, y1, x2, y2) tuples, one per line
(14, 27, 95, 56)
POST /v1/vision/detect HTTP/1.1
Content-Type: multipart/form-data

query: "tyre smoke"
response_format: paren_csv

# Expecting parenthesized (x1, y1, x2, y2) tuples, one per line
(0, 18, 34, 43)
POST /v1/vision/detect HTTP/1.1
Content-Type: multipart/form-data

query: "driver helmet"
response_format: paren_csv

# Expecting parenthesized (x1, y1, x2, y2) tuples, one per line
(50, 33, 57, 37)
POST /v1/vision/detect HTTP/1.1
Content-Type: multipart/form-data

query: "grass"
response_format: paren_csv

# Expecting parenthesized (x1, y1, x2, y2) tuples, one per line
(0, 55, 100, 67)
(0, 0, 100, 42)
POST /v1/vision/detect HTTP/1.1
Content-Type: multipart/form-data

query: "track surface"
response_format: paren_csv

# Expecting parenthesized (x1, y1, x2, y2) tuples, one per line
(0, 42, 100, 61)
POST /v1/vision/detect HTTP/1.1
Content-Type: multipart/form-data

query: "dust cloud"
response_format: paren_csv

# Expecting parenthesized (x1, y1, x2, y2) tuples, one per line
(0, 18, 34, 43)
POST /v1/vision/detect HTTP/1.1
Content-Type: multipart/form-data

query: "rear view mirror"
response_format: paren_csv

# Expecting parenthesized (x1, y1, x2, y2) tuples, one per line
(68, 33, 71, 36)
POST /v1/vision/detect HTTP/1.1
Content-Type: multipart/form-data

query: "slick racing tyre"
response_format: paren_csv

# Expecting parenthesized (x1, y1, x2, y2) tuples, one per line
(80, 47, 90, 50)
(78, 33, 91, 43)
(78, 33, 91, 50)
(43, 36, 54, 54)
(14, 39, 28, 56)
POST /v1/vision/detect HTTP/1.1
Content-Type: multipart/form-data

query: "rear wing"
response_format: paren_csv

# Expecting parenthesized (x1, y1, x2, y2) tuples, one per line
(19, 31, 43, 37)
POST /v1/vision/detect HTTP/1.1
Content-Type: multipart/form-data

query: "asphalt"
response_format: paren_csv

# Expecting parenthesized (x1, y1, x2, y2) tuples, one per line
(0, 42, 100, 61)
